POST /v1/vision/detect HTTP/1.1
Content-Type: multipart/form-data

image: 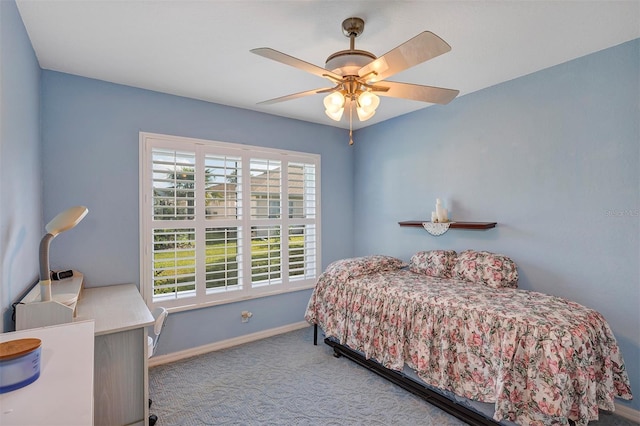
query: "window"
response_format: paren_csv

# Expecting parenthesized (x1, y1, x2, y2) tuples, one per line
(140, 133, 321, 311)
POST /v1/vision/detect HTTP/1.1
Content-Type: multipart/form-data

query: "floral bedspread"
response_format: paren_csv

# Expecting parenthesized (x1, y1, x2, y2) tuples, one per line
(304, 261, 632, 426)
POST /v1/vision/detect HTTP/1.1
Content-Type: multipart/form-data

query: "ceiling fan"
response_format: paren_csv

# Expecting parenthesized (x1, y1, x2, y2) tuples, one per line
(251, 17, 459, 145)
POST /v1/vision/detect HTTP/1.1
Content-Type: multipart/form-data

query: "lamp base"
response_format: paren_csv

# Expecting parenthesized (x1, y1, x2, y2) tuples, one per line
(39, 279, 52, 302)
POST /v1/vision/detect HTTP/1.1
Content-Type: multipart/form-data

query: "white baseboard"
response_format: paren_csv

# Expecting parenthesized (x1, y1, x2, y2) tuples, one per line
(149, 321, 310, 367)
(614, 402, 640, 423)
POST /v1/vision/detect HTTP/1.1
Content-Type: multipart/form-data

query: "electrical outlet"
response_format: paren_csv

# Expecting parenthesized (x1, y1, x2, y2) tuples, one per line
(241, 310, 253, 323)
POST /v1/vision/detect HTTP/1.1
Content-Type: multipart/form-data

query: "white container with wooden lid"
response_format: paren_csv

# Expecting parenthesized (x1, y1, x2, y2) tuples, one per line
(0, 338, 42, 393)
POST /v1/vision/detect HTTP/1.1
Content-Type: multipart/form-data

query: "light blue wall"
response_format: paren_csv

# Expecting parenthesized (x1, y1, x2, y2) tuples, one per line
(40, 71, 355, 354)
(0, 0, 43, 332)
(353, 39, 639, 411)
(3, 0, 638, 409)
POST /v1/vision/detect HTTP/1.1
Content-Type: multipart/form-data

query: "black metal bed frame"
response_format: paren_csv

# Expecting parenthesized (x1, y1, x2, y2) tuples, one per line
(313, 324, 500, 426)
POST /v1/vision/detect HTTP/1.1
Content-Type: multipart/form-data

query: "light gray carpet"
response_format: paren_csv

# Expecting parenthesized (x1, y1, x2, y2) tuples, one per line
(149, 326, 638, 426)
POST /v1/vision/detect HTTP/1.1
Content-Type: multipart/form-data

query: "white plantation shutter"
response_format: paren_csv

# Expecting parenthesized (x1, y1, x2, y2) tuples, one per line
(250, 225, 282, 286)
(140, 133, 321, 311)
(205, 154, 242, 220)
(288, 162, 316, 219)
(288, 224, 316, 281)
(152, 228, 196, 300)
(150, 148, 198, 301)
(250, 159, 281, 219)
(205, 227, 242, 292)
(152, 149, 196, 220)
(287, 162, 317, 281)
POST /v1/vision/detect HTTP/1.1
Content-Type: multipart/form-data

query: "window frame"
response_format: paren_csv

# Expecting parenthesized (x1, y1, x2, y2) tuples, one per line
(139, 132, 321, 312)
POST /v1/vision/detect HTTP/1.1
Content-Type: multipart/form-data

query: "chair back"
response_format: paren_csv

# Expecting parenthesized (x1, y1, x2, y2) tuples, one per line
(148, 307, 168, 358)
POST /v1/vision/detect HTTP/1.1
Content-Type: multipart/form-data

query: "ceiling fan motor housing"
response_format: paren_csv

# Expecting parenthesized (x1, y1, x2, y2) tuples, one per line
(325, 17, 376, 76)
(325, 50, 375, 76)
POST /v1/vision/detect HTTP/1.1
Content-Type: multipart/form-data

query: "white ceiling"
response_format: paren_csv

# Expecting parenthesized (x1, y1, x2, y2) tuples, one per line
(15, 1, 640, 130)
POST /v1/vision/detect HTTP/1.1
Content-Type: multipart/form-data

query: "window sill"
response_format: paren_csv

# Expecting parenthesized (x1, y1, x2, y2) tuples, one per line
(150, 283, 316, 314)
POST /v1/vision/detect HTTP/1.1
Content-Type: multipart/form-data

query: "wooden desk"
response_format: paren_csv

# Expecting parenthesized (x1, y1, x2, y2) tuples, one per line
(0, 321, 95, 425)
(75, 284, 154, 426)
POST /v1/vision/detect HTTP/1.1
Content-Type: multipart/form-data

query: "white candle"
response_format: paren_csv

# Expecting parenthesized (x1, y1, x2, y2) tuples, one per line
(436, 199, 447, 223)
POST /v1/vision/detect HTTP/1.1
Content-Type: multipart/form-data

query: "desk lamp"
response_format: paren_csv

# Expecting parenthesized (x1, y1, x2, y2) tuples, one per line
(39, 206, 88, 301)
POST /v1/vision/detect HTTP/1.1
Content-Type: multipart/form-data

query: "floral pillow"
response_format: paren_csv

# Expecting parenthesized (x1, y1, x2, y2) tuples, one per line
(324, 255, 407, 281)
(452, 250, 519, 288)
(409, 250, 457, 278)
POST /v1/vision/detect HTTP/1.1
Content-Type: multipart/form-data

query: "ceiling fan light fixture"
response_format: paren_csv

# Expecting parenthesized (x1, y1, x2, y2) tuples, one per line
(358, 91, 379, 109)
(251, 16, 459, 145)
(323, 91, 345, 110)
(324, 91, 345, 121)
(356, 106, 376, 121)
(356, 91, 379, 121)
(325, 107, 344, 121)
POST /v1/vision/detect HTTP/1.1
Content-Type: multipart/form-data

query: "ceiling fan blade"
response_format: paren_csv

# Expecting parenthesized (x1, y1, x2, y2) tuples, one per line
(251, 48, 343, 81)
(358, 32, 451, 83)
(375, 81, 459, 105)
(257, 87, 335, 105)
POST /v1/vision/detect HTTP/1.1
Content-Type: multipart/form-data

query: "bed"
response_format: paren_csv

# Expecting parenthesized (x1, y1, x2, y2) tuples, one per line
(304, 252, 633, 426)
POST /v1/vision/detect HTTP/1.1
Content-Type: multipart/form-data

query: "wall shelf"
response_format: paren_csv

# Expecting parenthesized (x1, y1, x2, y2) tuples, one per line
(398, 221, 497, 230)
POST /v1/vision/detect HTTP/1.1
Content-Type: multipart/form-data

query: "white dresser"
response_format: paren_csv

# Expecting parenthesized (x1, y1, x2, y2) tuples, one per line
(0, 320, 95, 425)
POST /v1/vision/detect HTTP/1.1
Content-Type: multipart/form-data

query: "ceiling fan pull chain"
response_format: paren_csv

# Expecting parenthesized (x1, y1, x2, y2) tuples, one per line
(349, 101, 354, 146)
